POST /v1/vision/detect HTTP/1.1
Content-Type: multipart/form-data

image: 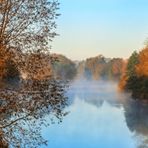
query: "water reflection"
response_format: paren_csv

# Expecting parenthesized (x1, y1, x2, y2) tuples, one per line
(0, 79, 67, 148)
(40, 80, 148, 148)
(41, 80, 148, 148)
(123, 99, 148, 148)
(67, 80, 122, 108)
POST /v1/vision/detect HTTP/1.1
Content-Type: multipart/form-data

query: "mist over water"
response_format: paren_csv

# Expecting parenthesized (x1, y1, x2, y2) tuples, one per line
(41, 80, 148, 148)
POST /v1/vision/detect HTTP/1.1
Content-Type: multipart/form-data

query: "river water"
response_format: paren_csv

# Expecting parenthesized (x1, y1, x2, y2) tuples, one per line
(41, 80, 148, 148)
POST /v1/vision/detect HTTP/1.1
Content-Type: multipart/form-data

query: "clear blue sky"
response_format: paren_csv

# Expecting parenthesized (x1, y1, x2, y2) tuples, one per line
(52, 0, 148, 60)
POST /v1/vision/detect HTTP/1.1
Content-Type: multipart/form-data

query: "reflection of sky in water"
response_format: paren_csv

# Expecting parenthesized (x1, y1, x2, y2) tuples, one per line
(41, 80, 137, 148)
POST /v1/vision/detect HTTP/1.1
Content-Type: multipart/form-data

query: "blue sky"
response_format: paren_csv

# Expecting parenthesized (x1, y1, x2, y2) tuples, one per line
(52, 0, 148, 60)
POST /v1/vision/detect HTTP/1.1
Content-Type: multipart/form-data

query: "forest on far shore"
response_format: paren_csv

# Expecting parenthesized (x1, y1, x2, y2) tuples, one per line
(1, 46, 148, 101)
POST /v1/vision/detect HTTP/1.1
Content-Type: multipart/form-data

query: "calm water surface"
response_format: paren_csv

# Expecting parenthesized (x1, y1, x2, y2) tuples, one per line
(42, 80, 148, 148)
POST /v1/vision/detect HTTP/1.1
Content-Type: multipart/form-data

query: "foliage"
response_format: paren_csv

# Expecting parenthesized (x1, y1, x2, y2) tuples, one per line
(0, 0, 67, 147)
(118, 51, 139, 91)
(77, 55, 125, 80)
(81, 55, 106, 80)
(103, 58, 125, 80)
(0, 0, 59, 52)
(86, 55, 106, 80)
(22, 52, 53, 80)
(3, 60, 20, 81)
(118, 74, 128, 90)
(0, 0, 59, 78)
(52, 54, 77, 80)
(126, 51, 139, 78)
(136, 47, 148, 77)
(119, 48, 148, 100)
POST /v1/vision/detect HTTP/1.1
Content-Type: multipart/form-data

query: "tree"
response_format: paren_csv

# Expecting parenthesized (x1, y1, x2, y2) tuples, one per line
(118, 49, 148, 99)
(0, 0, 68, 147)
(0, 0, 59, 51)
(118, 51, 139, 91)
(84, 55, 106, 80)
(51, 54, 77, 80)
(0, 0, 59, 77)
(136, 47, 148, 77)
(126, 51, 139, 78)
(124, 51, 139, 90)
(22, 52, 53, 80)
(103, 58, 125, 80)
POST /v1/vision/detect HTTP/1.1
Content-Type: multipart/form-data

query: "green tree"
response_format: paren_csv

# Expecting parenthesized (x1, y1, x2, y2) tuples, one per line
(125, 51, 139, 91)
(126, 51, 139, 78)
(123, 50, 148, 99)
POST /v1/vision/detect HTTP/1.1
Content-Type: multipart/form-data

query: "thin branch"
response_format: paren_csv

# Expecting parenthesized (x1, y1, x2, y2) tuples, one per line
(0, 113, 32, 129)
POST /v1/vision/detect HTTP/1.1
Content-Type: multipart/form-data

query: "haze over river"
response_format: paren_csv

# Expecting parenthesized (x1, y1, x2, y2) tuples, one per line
(41, 80, 148, 148)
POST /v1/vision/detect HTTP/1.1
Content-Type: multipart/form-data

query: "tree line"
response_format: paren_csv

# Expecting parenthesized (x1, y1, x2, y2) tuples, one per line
(77, 55, 125, 80)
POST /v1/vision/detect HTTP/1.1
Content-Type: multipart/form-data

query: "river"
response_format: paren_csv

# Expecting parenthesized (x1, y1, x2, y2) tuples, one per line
(41, 80, 148, 148)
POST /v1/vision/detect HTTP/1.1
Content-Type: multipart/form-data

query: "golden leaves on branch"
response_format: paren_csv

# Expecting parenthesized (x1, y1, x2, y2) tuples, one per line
(21, 52, 53, 80)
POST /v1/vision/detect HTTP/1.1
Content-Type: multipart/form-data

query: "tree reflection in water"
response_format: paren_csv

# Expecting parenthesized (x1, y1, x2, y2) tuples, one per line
(123, 99, 148, 148)
(0, 79, 68, 148)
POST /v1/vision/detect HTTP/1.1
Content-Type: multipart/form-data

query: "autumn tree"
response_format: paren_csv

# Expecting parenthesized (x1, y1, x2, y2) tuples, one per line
(118, 59, 128, 90)
(136, 47, 148, 77)
(119, 49, 148, 99)
(22, 52, 53, 80)
(84, 55, 106, 80)
(125, 51, 139, 90)
(0, 0, 59, 78)
(77, 56, 125, 80)
(0, 0, 68, 147)
(134, 47, 148, 99)
(118, 51, 139, 90)
(104, 58, 125, 80)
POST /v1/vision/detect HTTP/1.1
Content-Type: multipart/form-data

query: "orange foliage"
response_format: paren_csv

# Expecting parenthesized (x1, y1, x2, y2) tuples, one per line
(0, 45, 11, 79)
(111, 58, 126, 76)
(118, 74, 128, 91)
(22, 52, 52, 80)
(136, 47, 148, 76)
(118, 60, 128, 91)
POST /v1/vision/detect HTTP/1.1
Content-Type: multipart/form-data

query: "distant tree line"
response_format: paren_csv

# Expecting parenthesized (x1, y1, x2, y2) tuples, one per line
(77, 55, 125, 80)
